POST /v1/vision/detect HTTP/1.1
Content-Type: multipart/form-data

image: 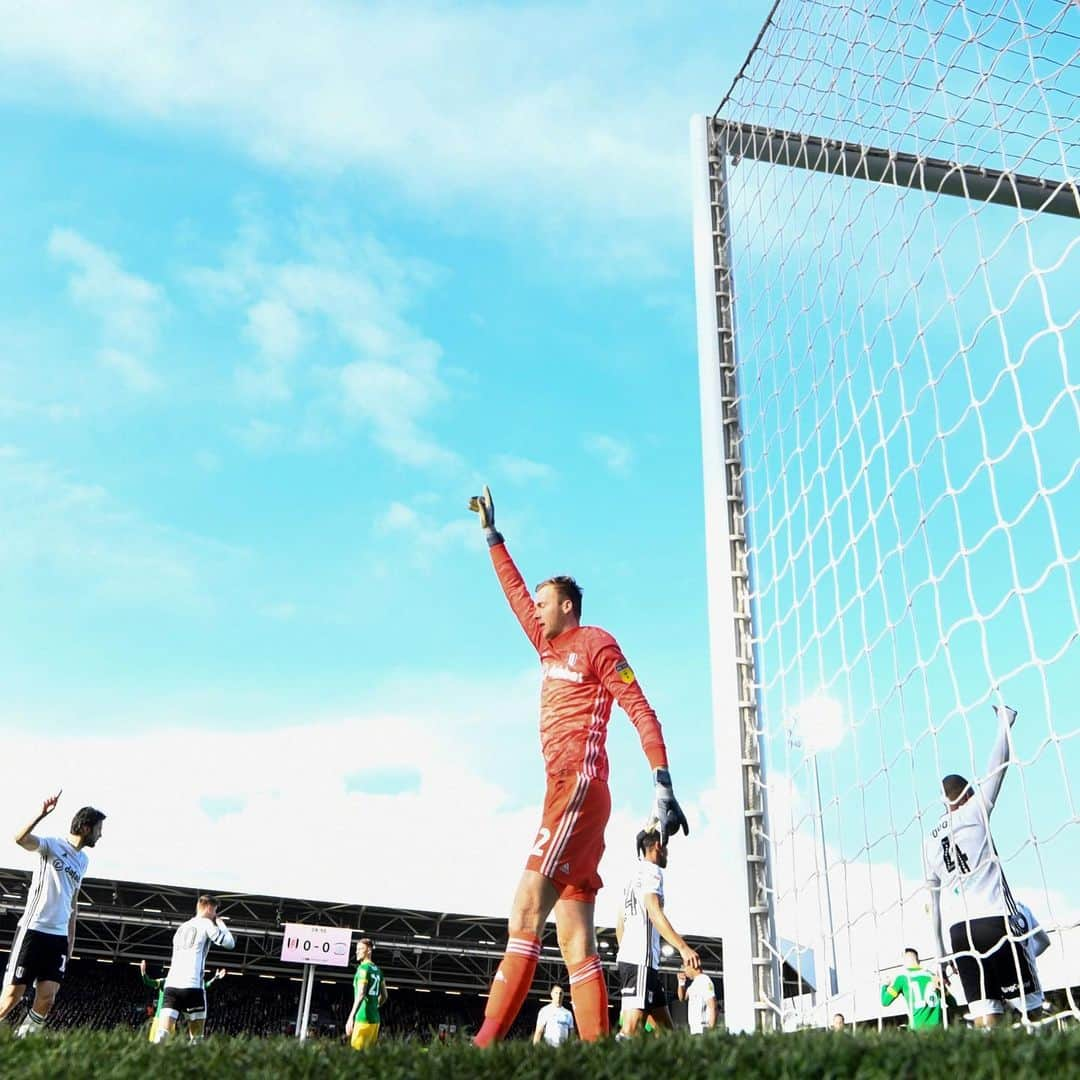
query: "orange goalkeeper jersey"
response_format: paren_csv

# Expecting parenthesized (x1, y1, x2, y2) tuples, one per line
(491, 541, 668, 781)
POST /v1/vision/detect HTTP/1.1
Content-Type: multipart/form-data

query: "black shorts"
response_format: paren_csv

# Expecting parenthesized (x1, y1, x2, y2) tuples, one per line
(3, 928, 69, 986)
(619, 962, 668, 1012)
(162, 986, 208, 1020)
(950, 916, 1036, 1011)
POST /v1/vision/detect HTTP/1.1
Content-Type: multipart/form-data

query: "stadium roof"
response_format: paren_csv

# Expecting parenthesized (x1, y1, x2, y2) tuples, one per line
(0, 866, 811, 1007)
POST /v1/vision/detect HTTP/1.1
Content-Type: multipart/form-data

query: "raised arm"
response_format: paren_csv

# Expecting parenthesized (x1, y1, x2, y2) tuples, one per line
(978, 705, 1016, 812)
(15, 792, 62, 852)
(469, 486, 545, 652)
(209, 916, 236, 950)
(489, 543, 544, 652)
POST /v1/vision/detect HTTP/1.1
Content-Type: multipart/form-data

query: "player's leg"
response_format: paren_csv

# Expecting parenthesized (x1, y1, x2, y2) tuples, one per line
(0, 982, 27, 1023)
(154, 1009, 179, 1043)
(646, 1006, 674, 1032)
(951, 918, 1003, 1029)
(554, 897, 608, 1041)
(617, 963, 648, 1037)
(473, 869, 557, 1046)
(12, 932, 67, 1037)
(351, 1021, 379, 1050)
(185, 990, 208, 1041)
(16, 979, 60, 1037)
(552, 776, 611, 1041)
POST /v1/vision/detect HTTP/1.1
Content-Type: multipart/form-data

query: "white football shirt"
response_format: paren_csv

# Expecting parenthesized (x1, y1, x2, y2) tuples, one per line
(164, 916, 236, 989)
(616, 860, 664, 968)
(686, 973, 716, 1034)
(925, 709, 1016, 931)
(535, 1002, 575, 1045)
(21, 837, 89, 936)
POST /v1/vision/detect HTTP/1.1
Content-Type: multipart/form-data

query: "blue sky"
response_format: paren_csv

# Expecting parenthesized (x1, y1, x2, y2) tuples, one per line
(0, 0, 772, 931)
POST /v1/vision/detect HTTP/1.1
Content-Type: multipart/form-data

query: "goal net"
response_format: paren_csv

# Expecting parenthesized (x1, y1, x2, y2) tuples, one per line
(693, 0, 1080, 1030)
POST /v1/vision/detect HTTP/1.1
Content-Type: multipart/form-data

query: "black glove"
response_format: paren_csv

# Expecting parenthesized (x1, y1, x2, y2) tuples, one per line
(468, 485, 503, 547)
(652, 768, 689, 843)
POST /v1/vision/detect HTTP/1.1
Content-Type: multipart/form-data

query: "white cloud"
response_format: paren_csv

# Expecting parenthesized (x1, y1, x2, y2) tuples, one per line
(98, 347, 160, 393)
(233, 418, 283, 453)
(584, 432, 633, 471)
(375, 498, 479, 566)
(245, 298, 302, 361)
(495, 454, 555, 484)
(191, 220, 458, 468)
(0, 1, 705, 236)
(48, 227, 164, 390)
(0, 445, 244, 612)
(340, 358, 456, 469)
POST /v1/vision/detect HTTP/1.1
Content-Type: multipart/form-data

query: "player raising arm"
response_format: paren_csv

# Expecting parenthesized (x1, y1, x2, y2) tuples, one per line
(925, 705, 1040, 1027)
(468, 486, 689, 1046)
(0, 793, 105, 1038)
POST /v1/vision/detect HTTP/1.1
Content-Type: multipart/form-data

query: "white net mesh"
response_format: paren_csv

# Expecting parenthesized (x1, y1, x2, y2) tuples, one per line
(713, 0, 1079, 1026)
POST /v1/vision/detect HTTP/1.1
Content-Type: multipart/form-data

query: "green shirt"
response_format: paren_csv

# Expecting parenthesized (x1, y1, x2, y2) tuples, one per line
(353, 960, 383, 1024)
(881, 967, 948, 1030)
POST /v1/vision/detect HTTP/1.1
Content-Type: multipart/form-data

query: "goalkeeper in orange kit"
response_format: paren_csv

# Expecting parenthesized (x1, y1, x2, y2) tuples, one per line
(468, 486, 689, 1045)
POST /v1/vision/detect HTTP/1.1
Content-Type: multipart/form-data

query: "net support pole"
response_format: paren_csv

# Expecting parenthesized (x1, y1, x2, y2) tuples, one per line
(690, 114, 782, 1032)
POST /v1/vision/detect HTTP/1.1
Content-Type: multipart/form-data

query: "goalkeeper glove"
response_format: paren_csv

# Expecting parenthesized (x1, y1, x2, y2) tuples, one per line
(652, 768, 689, 844)
(468, 484, 503, 547)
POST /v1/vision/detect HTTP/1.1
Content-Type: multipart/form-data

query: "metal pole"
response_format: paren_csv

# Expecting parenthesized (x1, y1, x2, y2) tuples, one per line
(720, 120, 1079, 218)
(811, 754, 839, 998)
(690, 113, 781, 1033)
(296, 964, 315, 1041)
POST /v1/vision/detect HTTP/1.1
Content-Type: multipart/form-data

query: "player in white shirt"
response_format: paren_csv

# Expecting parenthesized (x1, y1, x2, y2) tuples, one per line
(677, 962, 717, 1034)
(0, 793, 105, 1038)
(615, 826, 700, 1036)
(153, 895, 236, 1043)
(925, 705, 1038, 1027)
(532, 984, 576, 1045)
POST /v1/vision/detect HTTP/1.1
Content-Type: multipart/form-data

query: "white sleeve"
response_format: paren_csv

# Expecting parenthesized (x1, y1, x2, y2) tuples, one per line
(978, 705, 1015, 811)
(640, 863, 663, 895)
(37, 836, 57, 858)
(927, 873, 946, 957)
(208, 920, 236, 949)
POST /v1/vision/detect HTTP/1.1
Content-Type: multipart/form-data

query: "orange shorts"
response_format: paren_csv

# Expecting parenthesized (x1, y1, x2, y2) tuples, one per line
(526, 772, 611, 902)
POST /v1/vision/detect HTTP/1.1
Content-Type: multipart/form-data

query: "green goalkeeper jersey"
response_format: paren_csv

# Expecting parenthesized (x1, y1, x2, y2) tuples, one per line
(353, 960, 383, 1024)
(881, 967, 947, 1030)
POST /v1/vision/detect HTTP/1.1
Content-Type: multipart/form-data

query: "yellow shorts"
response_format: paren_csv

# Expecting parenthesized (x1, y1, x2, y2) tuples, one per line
(350, 1021, 380, 1050)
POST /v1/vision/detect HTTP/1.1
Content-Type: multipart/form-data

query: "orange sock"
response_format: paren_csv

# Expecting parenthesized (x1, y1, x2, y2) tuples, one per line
(473, 934, 541, 1046)
(568, 954, 609, 1041)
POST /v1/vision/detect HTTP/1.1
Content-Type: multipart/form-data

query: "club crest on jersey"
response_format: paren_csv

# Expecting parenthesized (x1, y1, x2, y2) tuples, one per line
(615, 660, 636, 685)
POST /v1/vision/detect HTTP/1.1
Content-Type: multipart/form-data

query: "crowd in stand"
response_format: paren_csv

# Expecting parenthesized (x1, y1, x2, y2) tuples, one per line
(0, 958, 540, 1042)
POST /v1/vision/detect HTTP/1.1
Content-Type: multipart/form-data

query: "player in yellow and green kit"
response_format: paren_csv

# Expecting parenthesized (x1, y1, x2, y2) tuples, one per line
(346, 938, 387, 1051)
(881, 948, 954, 1030)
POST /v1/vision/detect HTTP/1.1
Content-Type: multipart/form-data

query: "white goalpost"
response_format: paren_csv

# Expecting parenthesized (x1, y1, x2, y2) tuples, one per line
(692, 0, 1080, 1032)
